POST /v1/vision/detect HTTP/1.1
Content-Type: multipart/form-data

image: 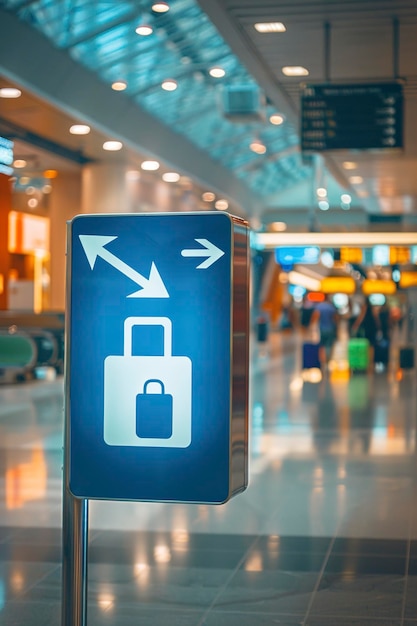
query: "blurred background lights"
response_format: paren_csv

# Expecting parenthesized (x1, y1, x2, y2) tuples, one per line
(126, 170, 141, 181)
(43, 170, 58, 178)
(13, 160, 26, 168)
(250, 140, 267, 154)
(135, 24, 153, 36)
(318, 200, 330, 211)
(162, 172, 180, 182)
(209, 66, 225, 78)
(0, 87, 21, 98)
(269, 113, 285, 125)
(152, 2, 169, 12)
(202, 191, 215, 202)
(69, 124, 90, 135)
(103, 141, 123, 151)
(111, 80, 127, 91)
(141, 160, 160, 171)
(161, 79, 177, 91)
(28, 198, 38, 208)
(341, 193, 352, 204)
(215, 199, 228, 210)
(316, 187, 327, 198)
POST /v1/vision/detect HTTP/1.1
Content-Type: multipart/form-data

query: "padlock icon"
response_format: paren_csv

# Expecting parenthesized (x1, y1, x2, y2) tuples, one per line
(136, 379, 173, 439)
(104, 317, 192, 448)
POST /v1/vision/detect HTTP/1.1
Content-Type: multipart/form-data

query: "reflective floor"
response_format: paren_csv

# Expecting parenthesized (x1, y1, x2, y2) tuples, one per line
(1, 329, 417, 625)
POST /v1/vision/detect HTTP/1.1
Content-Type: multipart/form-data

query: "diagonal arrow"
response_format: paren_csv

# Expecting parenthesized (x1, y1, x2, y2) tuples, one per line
(180, 238, 225, 269)
(79, 235, 169, 298)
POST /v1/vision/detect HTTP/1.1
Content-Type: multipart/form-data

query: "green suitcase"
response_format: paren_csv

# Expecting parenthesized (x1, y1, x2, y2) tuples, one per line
(348, 338, 370, 371)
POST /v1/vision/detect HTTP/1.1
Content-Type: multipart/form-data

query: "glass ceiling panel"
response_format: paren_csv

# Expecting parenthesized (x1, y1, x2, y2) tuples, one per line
(1, 0, 311, 198)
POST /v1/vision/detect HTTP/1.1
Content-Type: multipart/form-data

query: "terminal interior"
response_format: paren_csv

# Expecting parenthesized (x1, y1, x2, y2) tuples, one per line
(2, 1, 417, 625)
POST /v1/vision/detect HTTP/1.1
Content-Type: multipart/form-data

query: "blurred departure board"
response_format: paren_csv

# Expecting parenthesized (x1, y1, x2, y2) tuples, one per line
(301, 83, 403, 151)
(389, 246, 410, 264)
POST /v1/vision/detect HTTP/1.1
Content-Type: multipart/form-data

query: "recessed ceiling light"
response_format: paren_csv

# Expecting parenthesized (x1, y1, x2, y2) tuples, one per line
(209, 67, 226, 78)
(343, 161, 357, 170)
(316, 187, 327, 198)
(103, 141, 123, 151)
(0, 87, 21, 98)
(135, 24, 153, 36)
(13, 159, 26, 168)
(69, 124, 90, 135)
(202, 192, 216, 202)
(112, 80, 127, 91)
(270, 221, 287, 232)
(152, 2, 169, 13)
(161, 79, 177, 91)
(162, 172, 180, 182)
(341, 193, 352, 204)
(349, 175, 363, 184)
(318, 200, 330, 211)
(28, 198, 38, 208)
(282, 66, 309, 76)
(250, 140, 267, 154)
(141, 160, 160, 171)
(269, 113, 285, 125)
(254, 22, 286, 33)
(215, 199, 229, 210)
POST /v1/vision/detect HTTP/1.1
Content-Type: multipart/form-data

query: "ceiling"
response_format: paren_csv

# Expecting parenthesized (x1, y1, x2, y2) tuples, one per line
(0, 0, 417, 227)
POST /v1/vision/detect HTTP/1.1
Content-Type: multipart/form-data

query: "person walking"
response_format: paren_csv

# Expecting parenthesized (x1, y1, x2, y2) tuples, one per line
(310, 294, 339, 370)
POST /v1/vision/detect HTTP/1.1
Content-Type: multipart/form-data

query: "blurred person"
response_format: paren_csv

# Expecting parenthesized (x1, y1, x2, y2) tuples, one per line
(310, 294, 339, 369)
(351, 296, 379, 366)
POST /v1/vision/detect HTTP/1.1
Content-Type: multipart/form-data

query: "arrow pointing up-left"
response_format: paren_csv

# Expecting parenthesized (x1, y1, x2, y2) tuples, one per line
(79, 235, 169, 298)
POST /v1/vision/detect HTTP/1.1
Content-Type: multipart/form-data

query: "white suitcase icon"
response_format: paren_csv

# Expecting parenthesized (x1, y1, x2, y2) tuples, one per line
(104, 317, 192, 448)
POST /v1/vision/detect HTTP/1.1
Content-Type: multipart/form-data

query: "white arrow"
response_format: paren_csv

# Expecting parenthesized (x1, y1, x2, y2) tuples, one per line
(181, 238, 225, 269)
(79, 235, 169, 298)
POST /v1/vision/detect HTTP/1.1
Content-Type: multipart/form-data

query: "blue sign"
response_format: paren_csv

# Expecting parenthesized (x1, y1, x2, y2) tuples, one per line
(275, 246, 320, 265)
(67, 212, 249, 504)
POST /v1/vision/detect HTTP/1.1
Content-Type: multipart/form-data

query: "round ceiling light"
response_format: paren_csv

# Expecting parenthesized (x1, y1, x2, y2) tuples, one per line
(112, 80, 127, 91)
(0, 87, 21, 98)
(70, 124, 91, 135)
(141, 160, 160, 171)
(215, 199, 229, 211)
(202, 192, 216, 202)
(103, 141, 123, 151)
(13, 159, 26, 168)
(135, 24, 153, 36)
(162, 172, 180, 182)
(250, 140, 267, 154)
(161, 79, 177, 91)
(152, 2, 169, 13)
(209, 67, 226, 78)
(269, 113, 285, 125)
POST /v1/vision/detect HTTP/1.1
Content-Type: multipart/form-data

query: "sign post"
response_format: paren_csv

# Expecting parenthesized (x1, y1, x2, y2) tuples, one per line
(62, 211, 250, 624)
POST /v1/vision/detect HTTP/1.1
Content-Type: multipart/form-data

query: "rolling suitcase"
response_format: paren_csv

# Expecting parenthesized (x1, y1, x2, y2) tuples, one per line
(348, 338, 369, 372)
(399, 346, 414, 369)
(302, 342, 321, 369)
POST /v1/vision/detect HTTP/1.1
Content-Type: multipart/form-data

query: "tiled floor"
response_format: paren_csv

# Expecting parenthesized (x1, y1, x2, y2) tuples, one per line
(1, 329, 417, 625)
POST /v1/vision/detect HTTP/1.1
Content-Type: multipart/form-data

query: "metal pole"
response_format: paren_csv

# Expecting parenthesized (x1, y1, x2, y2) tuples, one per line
(61, 490, 89, 626)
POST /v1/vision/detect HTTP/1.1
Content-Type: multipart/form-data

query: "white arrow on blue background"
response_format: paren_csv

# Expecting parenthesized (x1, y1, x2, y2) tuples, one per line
(180, 238, 224, 269)
(79, 235, 169, 298)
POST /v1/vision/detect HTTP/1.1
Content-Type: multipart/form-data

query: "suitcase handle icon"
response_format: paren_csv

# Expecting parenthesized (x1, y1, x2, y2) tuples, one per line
(124, 316, 172, 357)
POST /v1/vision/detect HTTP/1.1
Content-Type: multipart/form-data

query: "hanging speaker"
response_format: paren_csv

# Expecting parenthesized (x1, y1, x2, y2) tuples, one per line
(222, 85, 265, 122)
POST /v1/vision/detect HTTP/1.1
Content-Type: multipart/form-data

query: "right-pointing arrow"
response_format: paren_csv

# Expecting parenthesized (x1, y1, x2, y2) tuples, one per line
(181, 238, 225, 269)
